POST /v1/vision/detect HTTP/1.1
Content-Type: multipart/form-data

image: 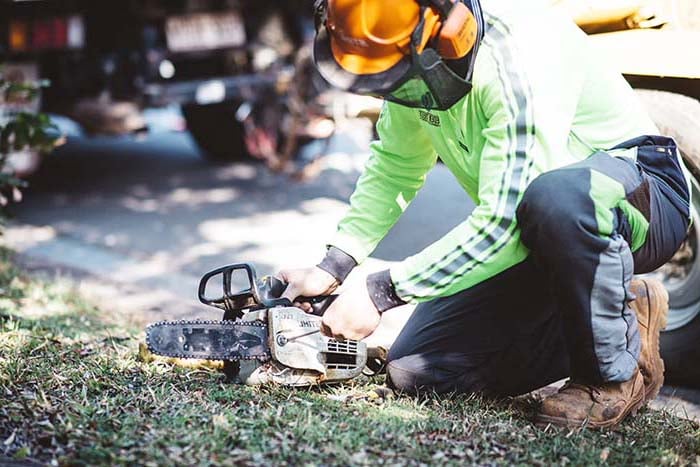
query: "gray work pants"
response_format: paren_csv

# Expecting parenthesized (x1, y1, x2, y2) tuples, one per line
(387, 136, 690, 395)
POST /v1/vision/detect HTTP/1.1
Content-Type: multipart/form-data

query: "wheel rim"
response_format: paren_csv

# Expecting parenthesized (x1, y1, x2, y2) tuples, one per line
(647, 175, 700, 331)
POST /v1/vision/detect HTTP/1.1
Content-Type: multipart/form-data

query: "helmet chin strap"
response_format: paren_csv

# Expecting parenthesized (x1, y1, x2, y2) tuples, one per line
(410, 6, 429, 54)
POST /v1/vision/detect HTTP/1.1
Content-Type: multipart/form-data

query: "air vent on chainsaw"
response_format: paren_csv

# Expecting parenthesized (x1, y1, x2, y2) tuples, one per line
(325, 340, 360, 370)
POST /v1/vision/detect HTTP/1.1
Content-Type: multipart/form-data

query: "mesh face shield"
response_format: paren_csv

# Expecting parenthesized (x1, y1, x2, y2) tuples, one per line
(385, 48, 474, 110)
(313, 0, 485, 111)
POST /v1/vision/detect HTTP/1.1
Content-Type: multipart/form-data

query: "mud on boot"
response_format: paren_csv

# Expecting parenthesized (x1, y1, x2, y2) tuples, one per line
(536, 368, 646, 429)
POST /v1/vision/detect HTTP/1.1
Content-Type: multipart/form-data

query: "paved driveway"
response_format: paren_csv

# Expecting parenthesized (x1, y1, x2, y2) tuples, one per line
(5, 122, 472, 315)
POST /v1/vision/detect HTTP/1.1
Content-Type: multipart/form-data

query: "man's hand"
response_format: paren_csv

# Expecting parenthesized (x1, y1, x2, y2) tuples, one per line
(321, 278, 381, 341)
(279, 267, 339, 310)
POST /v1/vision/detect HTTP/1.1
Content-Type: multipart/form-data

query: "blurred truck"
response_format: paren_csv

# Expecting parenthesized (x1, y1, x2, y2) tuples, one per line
(0, 0, 315, 169)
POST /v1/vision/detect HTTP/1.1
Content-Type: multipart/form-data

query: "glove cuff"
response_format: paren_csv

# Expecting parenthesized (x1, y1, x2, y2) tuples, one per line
(317, 246, 357, 284)
(367, 269, 407, 313)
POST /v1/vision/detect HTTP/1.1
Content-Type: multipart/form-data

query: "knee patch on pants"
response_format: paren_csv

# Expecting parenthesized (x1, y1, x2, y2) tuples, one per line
(386, 353, 490, 395)
(517, 168, 600, 251)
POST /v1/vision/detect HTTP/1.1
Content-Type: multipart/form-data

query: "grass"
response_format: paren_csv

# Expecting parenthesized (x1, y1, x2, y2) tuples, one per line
(1, 248, 699, 466)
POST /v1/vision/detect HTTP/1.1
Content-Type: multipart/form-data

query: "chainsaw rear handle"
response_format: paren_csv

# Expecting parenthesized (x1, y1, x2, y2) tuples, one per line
(261, 275, 338, 317)
(198, 263, 336, 316)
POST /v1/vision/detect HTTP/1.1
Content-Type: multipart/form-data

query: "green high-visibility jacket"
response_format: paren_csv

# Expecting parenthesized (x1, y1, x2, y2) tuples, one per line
(329, 3, 661, 303)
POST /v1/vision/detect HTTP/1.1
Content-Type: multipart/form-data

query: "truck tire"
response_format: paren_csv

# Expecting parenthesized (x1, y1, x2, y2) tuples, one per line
(636, 89, 700, 386)
(182, 101, 248, 161)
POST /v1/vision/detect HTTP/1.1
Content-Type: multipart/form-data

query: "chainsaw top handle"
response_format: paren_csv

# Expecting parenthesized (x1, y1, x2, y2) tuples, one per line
(261, 275, 338, 317)
(198, 263, 336, 317)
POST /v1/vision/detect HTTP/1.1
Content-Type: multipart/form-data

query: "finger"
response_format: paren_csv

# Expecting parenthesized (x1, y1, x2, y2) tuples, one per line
(320, 322, 333, 337)
(322, 319, 346, 340)
(323, 282, 340, 296)
(277, 270, 291, 283)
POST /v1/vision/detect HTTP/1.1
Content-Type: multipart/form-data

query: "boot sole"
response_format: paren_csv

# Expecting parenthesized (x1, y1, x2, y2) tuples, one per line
(639, 279, 669, 403)
(535, 389, 646, 430)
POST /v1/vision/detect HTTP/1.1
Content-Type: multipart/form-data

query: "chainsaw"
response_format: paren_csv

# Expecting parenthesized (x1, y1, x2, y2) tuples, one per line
(146, 263, 374, 386)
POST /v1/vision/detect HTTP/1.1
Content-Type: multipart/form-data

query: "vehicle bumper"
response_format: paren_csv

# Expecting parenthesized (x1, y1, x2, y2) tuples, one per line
(142, 74, 276, 107)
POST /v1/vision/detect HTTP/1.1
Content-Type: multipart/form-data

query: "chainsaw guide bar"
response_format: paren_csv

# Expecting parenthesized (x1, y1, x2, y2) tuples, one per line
(146, 319, 271, 361)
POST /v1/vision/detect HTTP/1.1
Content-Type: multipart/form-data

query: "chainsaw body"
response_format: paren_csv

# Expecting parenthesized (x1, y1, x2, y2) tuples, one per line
(146, 263, 367, 385)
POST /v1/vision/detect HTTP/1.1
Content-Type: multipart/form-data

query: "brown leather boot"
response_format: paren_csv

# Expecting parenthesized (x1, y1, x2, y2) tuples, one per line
(629, 278, 669, 402)
(536, 369, 645, 429)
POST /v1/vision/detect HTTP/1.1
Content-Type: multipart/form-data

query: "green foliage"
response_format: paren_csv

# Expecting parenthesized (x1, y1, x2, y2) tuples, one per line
(0, 66, 60, 211)
(0, 111, 58, 156)
(0, 249, 699, 466)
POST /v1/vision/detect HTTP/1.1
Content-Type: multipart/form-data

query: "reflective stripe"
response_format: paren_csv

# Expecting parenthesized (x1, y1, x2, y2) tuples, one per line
(395, 16, 536, 300)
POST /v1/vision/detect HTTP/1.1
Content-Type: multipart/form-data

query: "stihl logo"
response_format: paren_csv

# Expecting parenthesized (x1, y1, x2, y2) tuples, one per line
(299, 320, 318, 329)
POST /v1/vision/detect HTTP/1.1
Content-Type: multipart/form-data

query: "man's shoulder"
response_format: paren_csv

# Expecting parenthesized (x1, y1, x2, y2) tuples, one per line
(474, 2, 589, 88)
(481, 0, 579, 45)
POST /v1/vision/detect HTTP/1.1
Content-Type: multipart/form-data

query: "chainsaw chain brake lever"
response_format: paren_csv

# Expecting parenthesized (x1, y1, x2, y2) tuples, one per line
(198, 263, 285, 315)
(198, 263, 337, 317)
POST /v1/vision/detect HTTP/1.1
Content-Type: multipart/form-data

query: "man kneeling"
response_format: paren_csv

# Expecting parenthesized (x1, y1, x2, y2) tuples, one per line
(276, 0, 691, 428)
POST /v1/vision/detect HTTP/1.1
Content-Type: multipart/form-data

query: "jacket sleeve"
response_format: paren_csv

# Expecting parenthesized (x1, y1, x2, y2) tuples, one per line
(388, 41, 558, 303)
(328, 102, 438, 264)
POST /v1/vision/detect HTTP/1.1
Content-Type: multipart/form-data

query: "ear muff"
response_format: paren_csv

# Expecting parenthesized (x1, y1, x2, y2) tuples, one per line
(434, 1, 478, 60)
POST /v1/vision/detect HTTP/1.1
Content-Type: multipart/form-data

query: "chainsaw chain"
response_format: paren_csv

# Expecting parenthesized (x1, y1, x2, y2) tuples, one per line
(146, 319, 271, 361)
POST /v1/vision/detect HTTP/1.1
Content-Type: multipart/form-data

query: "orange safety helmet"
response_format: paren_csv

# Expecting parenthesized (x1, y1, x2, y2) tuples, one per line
(313, 0, 484, 110)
